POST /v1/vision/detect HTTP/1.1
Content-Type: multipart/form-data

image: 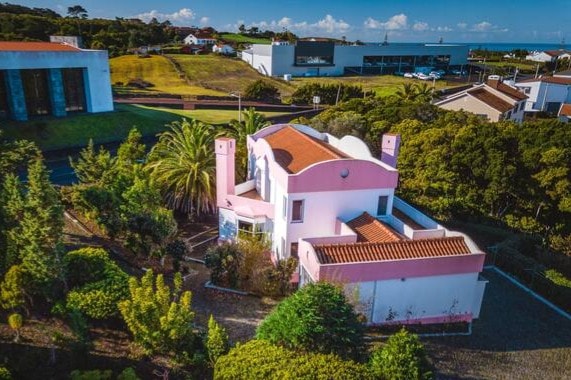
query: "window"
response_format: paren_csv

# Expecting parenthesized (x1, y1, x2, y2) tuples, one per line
(290, 243, 299, 259)
(519, 102, 525, 111)
(377, 196, 388, 216)
(280, 237, 286, 260)
(282, 196, 287, 219)
(291, 200, 304, 223)
(506, 110, 512, 119)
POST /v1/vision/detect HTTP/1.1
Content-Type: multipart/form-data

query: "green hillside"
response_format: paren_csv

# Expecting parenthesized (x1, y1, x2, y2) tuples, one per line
(219, 33, 271, 45)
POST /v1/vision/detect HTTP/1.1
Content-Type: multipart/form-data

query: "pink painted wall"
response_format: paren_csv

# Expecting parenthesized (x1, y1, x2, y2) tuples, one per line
(318, 253, 486, 283)
(215, 138, 236, 208)
(226, 194, 275, 219)
(288, 159, 399, 194)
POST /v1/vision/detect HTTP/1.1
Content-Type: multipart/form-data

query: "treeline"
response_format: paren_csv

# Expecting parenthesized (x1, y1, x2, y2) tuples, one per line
(305, 97, 570, 254)
(0, 3, 176, 56)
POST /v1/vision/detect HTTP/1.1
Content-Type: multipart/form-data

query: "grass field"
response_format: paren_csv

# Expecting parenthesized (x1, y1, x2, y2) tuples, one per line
(219, 33, 271, 45)
(291, 75, 455, 97)
(2, 104, 287, 151)
(167, 54, 294, 96)
(109, 55, 225, 96)
(424, 268, 571, 379)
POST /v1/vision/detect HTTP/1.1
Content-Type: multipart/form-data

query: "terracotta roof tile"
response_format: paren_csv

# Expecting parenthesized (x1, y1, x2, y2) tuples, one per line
(467, 88, 514, 113)
(495, 82, 528, 100)
(264, 126, 349, 174)
(346, 212, 403, 243)
(519, 76, 571, 85)
(559, 104, 571, 117)
(314, 237, 471, 264)
(0, 41, 81, 52)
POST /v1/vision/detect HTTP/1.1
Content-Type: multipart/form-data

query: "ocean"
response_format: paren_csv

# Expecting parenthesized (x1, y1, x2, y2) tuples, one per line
(364, 42, 567, 52)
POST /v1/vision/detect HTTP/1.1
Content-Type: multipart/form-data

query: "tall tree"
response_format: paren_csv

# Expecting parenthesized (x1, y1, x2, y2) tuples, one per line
(146, 119, 218, 216)
(67, 5, 87, 19)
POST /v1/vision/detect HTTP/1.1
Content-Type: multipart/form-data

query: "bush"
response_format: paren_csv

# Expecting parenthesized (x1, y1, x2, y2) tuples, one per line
(65, 248, 130, 319)
(214, 340, 371, 380)
(369, 328, 432, 380)
(70, 370, 113, 380)
(243, 80, 279, 102)
(291, 82, 366, 105)
(205, 243, 242, 288)
(0, 367, 11, 380)
(256, 282, 364, 360)
(206, 315, 229, 366)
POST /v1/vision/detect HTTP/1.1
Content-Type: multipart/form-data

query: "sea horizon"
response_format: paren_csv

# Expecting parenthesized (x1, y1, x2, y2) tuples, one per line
(363, 42, 566, 52)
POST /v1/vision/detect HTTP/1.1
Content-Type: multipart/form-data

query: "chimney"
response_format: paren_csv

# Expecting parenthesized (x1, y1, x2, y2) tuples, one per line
(215, 138, 236, 208)
(380, 134, 401, 168)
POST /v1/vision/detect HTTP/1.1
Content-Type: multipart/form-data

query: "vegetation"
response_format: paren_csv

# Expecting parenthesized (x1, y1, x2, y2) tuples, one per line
(206, 315, 229, 367)
(7, 313, 23, 342)
(369, 328, 432, 380)
(243, 80, 280, 102)
(118, 271, 201, 365)
(214, 340, 371, 380)
(291, 82, 368, 105)
(256, 282, 364, 360)
(146, 119, 218, 216)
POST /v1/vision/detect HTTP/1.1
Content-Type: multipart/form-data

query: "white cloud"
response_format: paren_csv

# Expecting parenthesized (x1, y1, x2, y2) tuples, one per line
(230, 14, 350, 36)
(364, 14, 408, 30)
(412, 22, 429, 32)
(436, 26, 453, 32)
(134, 8, 195, 24)
(457, 22, 467, 30)
(470, 21, 508, 33)
(200, 17, 210, 25)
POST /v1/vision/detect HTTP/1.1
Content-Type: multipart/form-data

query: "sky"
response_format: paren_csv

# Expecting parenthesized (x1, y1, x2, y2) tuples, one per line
(17, 0, 571, 43)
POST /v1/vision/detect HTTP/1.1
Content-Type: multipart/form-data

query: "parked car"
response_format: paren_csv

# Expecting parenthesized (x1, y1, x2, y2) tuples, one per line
(404, 72, 414, 78)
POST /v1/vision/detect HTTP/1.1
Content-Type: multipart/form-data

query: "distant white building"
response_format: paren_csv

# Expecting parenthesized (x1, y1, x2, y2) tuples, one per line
(435, 77, 527, 123)
(212, 44, 235, 55)
(242, 40, 469, 77)
(184, 32, 216, 46)
(525, 50, 571, 63)
(514, 74, 571, 114)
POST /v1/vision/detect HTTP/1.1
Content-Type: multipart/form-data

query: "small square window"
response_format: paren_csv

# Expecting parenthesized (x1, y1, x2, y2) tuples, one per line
(291, 200, 304, 223)
(290, 243, 299, 259)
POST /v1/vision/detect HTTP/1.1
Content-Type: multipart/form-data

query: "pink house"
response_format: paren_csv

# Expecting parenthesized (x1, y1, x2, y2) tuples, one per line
(215, 124, 487, 325)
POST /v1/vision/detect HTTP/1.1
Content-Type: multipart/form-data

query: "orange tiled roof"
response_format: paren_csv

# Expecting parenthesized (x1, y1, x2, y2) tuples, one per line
(519, 76, 571, 85)
(467, 88, 514, 113)
(314, 236, 471, 264)
(0, 41, 80, 52)
(559, 104, 571, 117)
(264, 126, 349, 174)
(346, 212, 403, 243)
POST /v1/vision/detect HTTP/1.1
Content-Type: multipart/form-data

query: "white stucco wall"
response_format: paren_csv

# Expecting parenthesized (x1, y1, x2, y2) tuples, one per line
(0, 50, 113, 113)
(516, 81, 571, 112)
(346, 272, 486, 324)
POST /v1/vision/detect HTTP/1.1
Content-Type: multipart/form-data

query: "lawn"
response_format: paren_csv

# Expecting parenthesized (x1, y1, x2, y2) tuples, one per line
(109, 55, 225, 96)
(2, 104, 287, 151)
(291, 75, 455, 97)
(166, 54, 294, 96)
(219, 33, 271, 45)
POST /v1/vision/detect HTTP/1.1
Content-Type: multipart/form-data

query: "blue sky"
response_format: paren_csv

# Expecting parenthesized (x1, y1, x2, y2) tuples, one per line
(18, 0, 570, 43)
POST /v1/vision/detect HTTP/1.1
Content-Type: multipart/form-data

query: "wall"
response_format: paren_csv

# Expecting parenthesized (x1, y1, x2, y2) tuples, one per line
(437, 94, 502, 121)
(348, 272, 485, 324)
(0, 50, 113, 113)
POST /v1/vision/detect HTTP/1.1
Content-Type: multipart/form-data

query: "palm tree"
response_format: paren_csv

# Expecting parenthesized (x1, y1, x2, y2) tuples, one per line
(395, 82, 418, 102)
(146, 119, 218, 216)
(227, 108, 269, 182)
(414, 82, 433, 103)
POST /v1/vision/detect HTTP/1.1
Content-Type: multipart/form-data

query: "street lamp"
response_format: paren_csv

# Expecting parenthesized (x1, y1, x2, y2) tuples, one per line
(229, 92, 242, 122)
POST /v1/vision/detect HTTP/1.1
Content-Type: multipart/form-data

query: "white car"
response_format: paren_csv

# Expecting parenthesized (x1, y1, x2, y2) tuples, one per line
(404, 72, 414, 78)
(417, 73, 431, 80)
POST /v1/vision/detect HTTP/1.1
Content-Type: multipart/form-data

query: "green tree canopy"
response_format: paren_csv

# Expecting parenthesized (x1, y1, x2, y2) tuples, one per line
(256, 282, 364, 360)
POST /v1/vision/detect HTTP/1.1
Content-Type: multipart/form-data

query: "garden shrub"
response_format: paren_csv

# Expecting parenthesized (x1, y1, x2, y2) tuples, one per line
(214, 340, 371, 380)
(65, 248, 129, 319)
(244, 79, 280, 102)
(256, 282, 364, 360)
(291, 82, 366, 105)
(369, 328, 432, 380)
(0, 367, 11, 380)
(205, 243, 242, 288)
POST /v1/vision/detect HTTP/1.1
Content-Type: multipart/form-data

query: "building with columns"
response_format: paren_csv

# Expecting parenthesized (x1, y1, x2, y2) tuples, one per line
(215, 124, 487, 326)
(0, 41, 113, 121)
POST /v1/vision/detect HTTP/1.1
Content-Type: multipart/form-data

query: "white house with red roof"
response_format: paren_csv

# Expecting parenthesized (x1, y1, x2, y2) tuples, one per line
(515, 73, 571, 115)
(435, 77, 527, 122)
(525, 50, 571, 63)
(184, 31, 216, 46)
(215, 124, 487, 325)
(0, 41, 113, 121)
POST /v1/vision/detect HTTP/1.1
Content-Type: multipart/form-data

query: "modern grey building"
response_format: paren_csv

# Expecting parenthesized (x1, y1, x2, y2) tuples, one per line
(242, 40, 469, 77)
(0, 41, 113, 121)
